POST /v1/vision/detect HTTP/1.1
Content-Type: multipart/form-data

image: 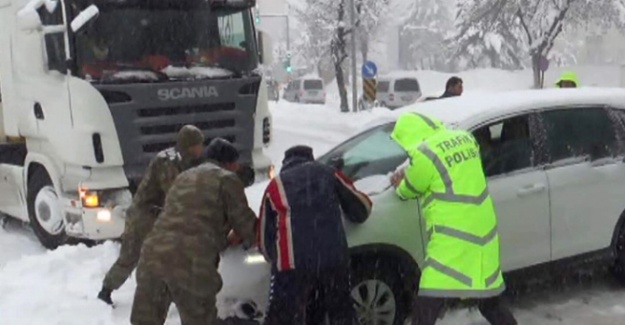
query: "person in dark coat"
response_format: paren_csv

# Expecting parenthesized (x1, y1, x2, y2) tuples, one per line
(439, 76, 463, 99)
(258, 145, 372, 324)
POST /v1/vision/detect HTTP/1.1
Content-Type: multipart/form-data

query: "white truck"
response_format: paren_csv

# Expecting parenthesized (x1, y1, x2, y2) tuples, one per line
(0, 0, 273, 249)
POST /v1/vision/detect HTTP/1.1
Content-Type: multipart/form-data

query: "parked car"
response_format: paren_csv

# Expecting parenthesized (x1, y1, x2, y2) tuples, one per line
(282, 78, 326, 104)
(217, 88, 625, 325)
(376, 77, 422, 109)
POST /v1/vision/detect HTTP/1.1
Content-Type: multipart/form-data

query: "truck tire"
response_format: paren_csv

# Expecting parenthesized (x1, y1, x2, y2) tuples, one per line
(27, 167, 68, 249)
(350, 257, 413, 325)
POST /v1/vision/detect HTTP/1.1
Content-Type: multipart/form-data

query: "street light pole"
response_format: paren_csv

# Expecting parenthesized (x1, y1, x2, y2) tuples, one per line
(349, 0, 358, 112)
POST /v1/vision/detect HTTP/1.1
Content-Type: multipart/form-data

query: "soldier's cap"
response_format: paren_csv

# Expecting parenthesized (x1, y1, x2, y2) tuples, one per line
(283, 145, 314, 164)
(176, 125, 205, 151)
(205, 137, 240, 164)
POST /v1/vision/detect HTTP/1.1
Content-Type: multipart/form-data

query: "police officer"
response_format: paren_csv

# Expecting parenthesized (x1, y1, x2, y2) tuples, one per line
(130, 138, 257, 325)
(389, 113, 517, 325)
(555, 71, 579, 88)
(98, 125, 205, 305)
(258, 145, 372, 324)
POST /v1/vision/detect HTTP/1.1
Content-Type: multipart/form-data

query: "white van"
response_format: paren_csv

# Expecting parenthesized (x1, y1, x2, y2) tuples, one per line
(376, 77, 422, 109)
(282, 78, 326, 104)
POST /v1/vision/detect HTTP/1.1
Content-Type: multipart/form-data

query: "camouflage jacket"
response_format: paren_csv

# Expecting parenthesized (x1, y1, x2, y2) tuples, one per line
(139, 161, 257, 295)
(126, 148, 197, 223)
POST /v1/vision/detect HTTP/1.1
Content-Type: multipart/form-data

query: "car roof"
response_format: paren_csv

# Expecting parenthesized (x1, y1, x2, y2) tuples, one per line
(370, 88, 625, 128)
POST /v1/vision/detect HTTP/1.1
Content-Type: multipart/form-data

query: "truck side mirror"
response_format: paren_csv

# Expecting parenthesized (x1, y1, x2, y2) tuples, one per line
(257, 30, 273, 65)
(71, 5, 99, 33)
(17, 7, 43, 32)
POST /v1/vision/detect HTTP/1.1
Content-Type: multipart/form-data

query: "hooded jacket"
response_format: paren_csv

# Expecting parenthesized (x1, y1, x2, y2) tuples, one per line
(391, 112, 505, 298)
(257, 150, 372, 272)
(555, 71, 580, 88)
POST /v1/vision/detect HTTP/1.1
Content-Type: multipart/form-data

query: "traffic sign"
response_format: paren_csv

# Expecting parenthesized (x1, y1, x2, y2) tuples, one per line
(361, 61, 377, 79)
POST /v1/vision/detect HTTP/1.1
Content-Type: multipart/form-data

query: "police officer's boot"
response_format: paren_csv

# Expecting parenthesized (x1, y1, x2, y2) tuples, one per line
(97, 286, 113, 305)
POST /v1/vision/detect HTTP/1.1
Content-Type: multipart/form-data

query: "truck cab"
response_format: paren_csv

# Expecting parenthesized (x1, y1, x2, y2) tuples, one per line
(0, 0, 273, 248)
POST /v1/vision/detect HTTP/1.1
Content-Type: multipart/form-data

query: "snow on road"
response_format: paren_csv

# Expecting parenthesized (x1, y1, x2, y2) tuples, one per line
(2, 68, 625, 324)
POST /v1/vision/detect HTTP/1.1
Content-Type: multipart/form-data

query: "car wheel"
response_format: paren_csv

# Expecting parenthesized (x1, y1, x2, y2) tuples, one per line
(611, 215, 625, 282)
(27, 166, 68, 249)
(350, 259, 412, 325)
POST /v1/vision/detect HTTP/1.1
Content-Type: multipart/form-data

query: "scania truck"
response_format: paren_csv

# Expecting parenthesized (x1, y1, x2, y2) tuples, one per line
(0, 0, 273, 248)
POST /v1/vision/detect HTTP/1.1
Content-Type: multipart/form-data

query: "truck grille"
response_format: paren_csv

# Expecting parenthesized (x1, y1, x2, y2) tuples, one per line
(136, 103, 238, 153)
(95, 78, 260, 181)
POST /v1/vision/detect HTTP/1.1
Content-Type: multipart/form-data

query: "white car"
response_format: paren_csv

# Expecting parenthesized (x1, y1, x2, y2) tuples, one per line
(217, 88, 625, 325)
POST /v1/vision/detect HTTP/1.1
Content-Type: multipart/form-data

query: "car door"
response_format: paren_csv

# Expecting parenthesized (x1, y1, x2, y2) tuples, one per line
(470, 113, 552, 271)
(539, 106, 625, 260)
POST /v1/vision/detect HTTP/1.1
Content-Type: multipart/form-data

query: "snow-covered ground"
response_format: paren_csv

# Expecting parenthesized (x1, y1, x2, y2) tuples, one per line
(2, 67, 625, 324)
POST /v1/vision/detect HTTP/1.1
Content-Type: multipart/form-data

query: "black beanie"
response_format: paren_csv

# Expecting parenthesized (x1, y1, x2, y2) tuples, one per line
(205, 138, 239, 164)
(283, 145, 314, 164)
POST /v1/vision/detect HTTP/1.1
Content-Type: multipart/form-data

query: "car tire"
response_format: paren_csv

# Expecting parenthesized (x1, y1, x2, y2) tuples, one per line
(611, 215, 625, 283)
(27, 166, 69, 249)
(350, 257, 414, 325)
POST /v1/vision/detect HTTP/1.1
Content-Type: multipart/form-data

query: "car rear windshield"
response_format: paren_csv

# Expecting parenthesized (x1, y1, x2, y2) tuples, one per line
(394, 78, 420, 92)
(377, 81, 390, 92)
(304, 80, 323, 90)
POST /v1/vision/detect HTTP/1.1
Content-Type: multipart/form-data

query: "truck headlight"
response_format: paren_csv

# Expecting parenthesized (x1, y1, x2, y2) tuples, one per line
(97, 209, 112, 222)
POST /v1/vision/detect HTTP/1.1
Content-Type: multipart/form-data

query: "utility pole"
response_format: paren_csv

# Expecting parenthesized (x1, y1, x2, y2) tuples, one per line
(349, 0, 358, 112)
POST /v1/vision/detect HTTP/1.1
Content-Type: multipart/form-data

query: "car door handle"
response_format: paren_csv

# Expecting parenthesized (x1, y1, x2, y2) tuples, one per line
(516, 183, 546, 197)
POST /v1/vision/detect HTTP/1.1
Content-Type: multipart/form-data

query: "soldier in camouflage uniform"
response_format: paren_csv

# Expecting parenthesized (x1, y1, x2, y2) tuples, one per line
(98, 125, 205, 305)
(130, 138, 257, 325)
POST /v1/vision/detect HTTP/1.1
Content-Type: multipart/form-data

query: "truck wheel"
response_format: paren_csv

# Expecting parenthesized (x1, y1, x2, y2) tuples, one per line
(27, 167, 68, 249)
(350, 258, 411, 325)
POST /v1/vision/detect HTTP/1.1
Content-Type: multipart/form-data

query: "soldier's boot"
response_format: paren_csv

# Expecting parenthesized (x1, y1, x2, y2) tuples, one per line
(97, 286, 113, 305)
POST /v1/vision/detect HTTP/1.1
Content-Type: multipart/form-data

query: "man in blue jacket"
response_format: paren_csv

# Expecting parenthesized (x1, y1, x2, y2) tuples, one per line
(258, 145, 372, 324)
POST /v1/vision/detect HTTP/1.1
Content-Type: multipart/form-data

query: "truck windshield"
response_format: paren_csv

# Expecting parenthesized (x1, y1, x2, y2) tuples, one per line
(71, 1, 258, 83)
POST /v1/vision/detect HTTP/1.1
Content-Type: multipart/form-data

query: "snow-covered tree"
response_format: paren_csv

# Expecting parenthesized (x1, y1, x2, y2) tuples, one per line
(448, 0, 525, 71)
(291, 0, 354, 112)
(354, 0, 390, 62)
(401, 0, 455, 70)
(450, 0, 625, 87)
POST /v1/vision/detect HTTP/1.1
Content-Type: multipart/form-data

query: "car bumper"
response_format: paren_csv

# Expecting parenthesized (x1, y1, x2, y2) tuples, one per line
(217, 248, 271, 320)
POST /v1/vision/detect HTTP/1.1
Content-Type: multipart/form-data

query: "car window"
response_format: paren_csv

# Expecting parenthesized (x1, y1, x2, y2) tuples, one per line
(541, 107, 618, 162)
(303, 79, 323, 90)
(394, 78, 420, 92)
(472, 115, 534, 177)
(317, 123, 407, 182)
(377, 81, 390, 92)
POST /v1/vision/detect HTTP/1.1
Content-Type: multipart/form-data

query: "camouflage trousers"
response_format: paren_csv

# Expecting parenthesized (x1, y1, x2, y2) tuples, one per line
(130, 265, 219, 325)
(103, 215, 156, 291)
